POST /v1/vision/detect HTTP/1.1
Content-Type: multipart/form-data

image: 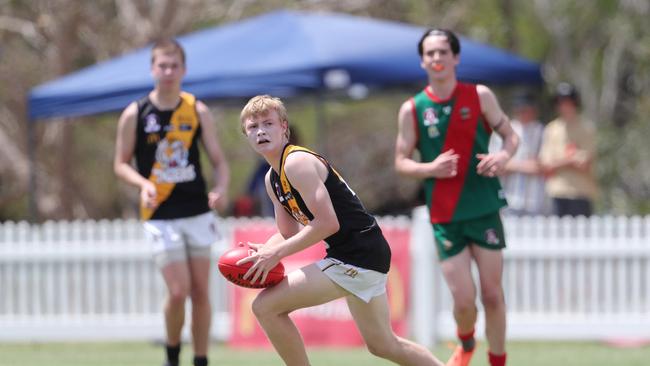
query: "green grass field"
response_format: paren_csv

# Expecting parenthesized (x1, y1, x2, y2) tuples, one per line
(1, 340, 648, 366)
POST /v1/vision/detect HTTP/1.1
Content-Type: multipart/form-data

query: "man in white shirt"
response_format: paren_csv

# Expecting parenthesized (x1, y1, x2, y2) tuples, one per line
(490, 93, 550, 216)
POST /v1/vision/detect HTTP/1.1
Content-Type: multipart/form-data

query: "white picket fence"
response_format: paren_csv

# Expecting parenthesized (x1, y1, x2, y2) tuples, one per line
(410, 207, 650, 347)
(1, 211, 649, 344)
(0, 218, 237, 342)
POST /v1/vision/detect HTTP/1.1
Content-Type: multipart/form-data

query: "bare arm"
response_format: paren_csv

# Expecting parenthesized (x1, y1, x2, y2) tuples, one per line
(538, 126, 565, 176)
(240, 152, 340, 283)
(565, 123, 596, 174)
(505, 159, 542, 175)
(394, 100, 459, 179)
(569, 151, 595, 173)
(238, 171, 301, 267)
(476, 85, 519, 177)
(197, 101, 230, 212)
(264, 169, 301, 242)
(113, 102, 158, 209)
(541, 144, 594, 176)
(272, 153, 340, 257)
(538, 123, 595, 176)
(248, 173, 300, 248)
(490, 132, 539, 175)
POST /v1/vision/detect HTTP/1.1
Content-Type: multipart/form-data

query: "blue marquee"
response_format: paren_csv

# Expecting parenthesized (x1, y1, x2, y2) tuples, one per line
(28, 10, 542, 121)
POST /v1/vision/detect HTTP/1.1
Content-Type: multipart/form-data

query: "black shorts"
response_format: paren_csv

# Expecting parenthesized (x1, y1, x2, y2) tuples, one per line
(326, 222, 392, 274)
(552, 197, 593, 217)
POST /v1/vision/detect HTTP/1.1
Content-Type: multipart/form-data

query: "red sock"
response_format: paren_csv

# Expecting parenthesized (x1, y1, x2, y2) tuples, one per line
(488, 351, 506, 366)
(457, 327, 475, 351)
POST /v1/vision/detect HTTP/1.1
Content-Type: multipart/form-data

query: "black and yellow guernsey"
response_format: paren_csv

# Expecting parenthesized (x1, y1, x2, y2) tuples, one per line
(135, 92, 209, 220)
(269, 144, 391, 273)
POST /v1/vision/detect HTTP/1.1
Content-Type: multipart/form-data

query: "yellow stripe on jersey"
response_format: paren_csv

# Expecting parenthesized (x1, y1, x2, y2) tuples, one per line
(141, 92, 199, 220)
(278, 144, 353, 225)
(279, 145, 313, 225)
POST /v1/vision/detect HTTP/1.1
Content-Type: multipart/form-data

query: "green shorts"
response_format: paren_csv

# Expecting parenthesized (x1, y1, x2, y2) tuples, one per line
(432, 212, 506, 261)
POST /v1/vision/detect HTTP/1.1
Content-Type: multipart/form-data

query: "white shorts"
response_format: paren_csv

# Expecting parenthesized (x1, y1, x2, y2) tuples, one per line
(316, 258, 388, 303)
(143, 212, 218, 267)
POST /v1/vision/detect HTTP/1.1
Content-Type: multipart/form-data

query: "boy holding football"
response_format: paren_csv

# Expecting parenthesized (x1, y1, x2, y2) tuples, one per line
(237, 95, 444, 366)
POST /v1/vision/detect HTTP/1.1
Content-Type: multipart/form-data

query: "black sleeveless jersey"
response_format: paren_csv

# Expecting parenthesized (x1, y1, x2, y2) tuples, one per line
(134, 92, 209, 220)
(269, 144, 391, 273)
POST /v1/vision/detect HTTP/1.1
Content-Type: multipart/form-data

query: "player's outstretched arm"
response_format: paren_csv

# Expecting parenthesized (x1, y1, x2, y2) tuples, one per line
(264, 169, 301, 244)
(272, 152, 339, 258)
(395, 100, 459, 179)
(395, 100, 423, 177)
(197, 101, 230, 211)
(113, 102, 157, 209)
(114, 102, 145, 186)
(240, 153, 338, 284)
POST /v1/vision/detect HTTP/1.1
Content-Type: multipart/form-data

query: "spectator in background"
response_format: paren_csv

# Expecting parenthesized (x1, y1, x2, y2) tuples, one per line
(489, 92, 550, 216)
(539, 82, 599, 217)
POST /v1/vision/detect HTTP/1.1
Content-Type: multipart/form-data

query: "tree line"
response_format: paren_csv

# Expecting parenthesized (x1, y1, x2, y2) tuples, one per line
(1, 0, 648, 221)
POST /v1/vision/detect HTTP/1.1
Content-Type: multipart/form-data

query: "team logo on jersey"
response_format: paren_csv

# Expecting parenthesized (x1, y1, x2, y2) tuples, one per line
(275, 183, 294, 203)
(443, 106, 452, 115)
(442, 240, 453, 250)
(275, 181, 308, 224)
(177, 115, 193, 124)
(144, 114, 161, 133)
(147, 133, 160, 144)
(460, 107, 471, 120)
(179, 123, 192, 131)
(290, 207, 309, 225)
(423, 107, 438, 126)
(153, 139, 196, 183)
(485, 228, 500, 245)
(274, 182, 284, 202)
(428, 125, 440, 138)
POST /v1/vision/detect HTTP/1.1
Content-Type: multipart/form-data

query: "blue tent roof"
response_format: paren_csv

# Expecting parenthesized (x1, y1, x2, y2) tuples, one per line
(28, 10, 542, 121)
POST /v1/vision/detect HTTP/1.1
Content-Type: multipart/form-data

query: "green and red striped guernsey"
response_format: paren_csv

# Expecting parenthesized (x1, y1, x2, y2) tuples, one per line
(411, 82, 507, 223)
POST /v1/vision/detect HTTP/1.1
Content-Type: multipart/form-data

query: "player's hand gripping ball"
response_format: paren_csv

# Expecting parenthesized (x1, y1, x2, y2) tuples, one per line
(218, 244, 285, 288)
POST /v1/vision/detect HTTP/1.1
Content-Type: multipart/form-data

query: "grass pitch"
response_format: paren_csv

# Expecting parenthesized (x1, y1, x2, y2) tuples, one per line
(0, 340, 648, 366)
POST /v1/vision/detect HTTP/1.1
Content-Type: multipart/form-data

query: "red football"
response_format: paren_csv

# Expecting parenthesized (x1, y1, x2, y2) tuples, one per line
(217, 246, 285, 288)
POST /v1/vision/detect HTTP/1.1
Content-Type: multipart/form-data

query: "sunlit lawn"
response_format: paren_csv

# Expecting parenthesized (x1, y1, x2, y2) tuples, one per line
(1, 340, 649, 366)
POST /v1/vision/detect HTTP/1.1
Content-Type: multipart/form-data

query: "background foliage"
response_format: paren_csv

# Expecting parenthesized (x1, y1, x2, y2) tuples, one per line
(1, 0, 649, 221)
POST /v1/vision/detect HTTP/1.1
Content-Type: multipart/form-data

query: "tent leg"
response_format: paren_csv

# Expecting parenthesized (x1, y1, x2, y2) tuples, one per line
(313, 92, 327, 154)
(27, 120, 39, 222)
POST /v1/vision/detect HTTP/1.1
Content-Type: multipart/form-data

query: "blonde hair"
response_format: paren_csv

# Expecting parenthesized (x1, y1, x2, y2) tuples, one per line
(240, 95, 290, 139)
